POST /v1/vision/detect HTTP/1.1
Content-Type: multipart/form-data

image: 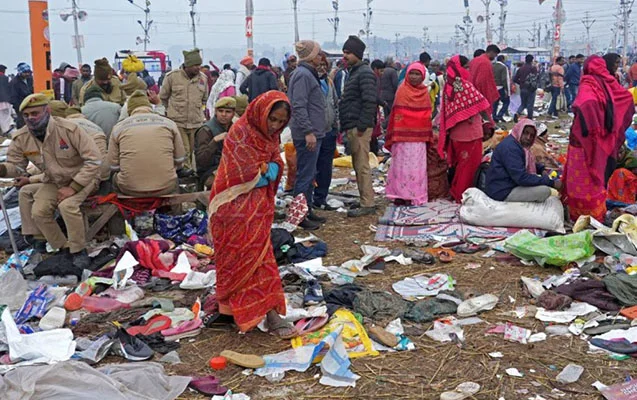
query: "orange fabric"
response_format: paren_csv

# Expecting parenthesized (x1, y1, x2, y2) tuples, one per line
(385, 63, 433, 150)
(607, 168, 637, 203)
(284, 143, 297, 191)
(209, 91, 290, 332)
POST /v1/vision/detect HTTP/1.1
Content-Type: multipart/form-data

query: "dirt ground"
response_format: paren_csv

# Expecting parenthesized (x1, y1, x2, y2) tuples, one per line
(10, 115, 634, 399)
(166, 166, 632, 399)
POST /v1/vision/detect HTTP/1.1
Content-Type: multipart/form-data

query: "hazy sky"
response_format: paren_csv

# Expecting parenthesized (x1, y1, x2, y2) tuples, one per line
(0, 0, 627, 69)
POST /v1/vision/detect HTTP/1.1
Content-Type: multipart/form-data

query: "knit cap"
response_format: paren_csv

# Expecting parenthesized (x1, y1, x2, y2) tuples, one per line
(295, 40, 321, 62)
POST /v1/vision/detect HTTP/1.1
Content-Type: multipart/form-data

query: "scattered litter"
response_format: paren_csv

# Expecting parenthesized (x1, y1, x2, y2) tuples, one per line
(506, 368, 524, 377)
(489, 352, 504, 358)
(556, 364, 584, 384)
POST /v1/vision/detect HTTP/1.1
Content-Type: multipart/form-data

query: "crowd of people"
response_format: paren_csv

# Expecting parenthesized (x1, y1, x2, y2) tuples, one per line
(0, 34, 636, 336)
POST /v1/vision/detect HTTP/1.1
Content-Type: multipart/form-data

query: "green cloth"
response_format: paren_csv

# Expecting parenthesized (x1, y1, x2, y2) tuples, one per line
(94, 57, 112, 80)
(603, 273, 637, 306)
(182, 49, 202, 67)
(504, 230, 595, 267)
(127, 90, 151, 114)
(84, 85, 104, 102)
(49, 100, 68, 117)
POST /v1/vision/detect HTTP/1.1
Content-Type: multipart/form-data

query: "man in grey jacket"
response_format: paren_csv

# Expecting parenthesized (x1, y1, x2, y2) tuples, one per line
(288, 40, 327, 231)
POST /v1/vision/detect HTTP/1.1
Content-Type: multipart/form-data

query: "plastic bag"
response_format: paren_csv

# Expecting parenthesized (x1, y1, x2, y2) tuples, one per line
(504, 229, 594, 267)
(291, 309, 378, 360)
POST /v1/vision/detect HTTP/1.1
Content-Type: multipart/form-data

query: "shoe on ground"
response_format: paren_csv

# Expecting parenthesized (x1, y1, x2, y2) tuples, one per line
(513, 113, 519, 123)
(457, 294, 499, 317)
(71, 249, 91, 270)
(110, 328, 154, 361)
(299, 218, 320, 231)
(176, 167, 195, 178)
(307, 211, 327, 223)
(313, 203, 338, 211)
(303, 280, 324, 306)
(347, 206, 376, 218)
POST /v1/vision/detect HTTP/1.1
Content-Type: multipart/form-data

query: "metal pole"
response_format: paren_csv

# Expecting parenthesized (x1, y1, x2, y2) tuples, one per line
(71, 0, 82, 65)
(0, 188, 20, 268)
(189, 0, 197, 48)
(144, 7, 149, 51)
(246, 0, 253, 57)
(293, 0, 299, 43)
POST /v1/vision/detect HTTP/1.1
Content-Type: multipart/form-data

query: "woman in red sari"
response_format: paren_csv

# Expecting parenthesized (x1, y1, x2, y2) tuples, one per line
(209, 91, 295, 338)
(385, 63, 433, 205)
(438, 55, 493, 203)
(563, 55, 634, 221)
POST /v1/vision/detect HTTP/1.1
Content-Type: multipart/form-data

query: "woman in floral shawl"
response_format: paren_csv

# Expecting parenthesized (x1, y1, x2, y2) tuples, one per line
(209, 91, 295, 338)
(438, 55, 493, 202)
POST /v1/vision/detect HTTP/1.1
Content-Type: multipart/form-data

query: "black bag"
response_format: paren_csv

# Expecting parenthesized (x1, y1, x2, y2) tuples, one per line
(270, 228, 297, 265)
(473, 162, 490, 193)
(522, 71, 539, 92)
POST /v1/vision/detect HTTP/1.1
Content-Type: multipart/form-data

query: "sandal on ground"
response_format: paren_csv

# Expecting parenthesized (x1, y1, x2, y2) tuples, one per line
(366, 325, 398, 348)
(452, 244, 487, 254)
(188, 376, 228, 396)
(439, 251, 453, 263)
(203, 312, 235, 328)
(220, 350, 266, 369)
(268, 319, 297, 340)
(589, 338, 637, 354)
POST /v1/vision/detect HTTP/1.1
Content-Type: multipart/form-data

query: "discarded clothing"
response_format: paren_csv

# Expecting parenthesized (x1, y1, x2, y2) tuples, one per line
(154, 209, 208, 244)
(603, 273, 637, 306)
(0, 360, 190, 400)
(324, 284, 363, 315)
(34, 253, 82, 279)
(289, 242, 328, 264)
(536, 290, 573, 311)
(271, 228, 295, 265)
(555, 279, 621, 311)
(404, 297, 459, 323)
(353, 290, 411, 321)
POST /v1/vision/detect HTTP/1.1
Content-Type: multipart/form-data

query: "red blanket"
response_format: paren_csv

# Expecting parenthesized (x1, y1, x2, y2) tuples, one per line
(469, 54, 500, 105)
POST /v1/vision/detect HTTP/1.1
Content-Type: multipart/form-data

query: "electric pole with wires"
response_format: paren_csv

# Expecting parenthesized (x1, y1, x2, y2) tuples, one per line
(188, 0, 197, 48)
(619, 0, 635, 66)
(581, 11, 595, 56)
(327, 0, 340, 46)
(127, 0, 152, 51)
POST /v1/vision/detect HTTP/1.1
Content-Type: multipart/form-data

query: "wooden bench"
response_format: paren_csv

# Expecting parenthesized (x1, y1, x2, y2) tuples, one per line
(82, 191, 210, 241)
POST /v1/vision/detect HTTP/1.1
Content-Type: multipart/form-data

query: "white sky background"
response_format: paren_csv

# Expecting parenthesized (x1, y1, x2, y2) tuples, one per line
(0, 0, 627, 69)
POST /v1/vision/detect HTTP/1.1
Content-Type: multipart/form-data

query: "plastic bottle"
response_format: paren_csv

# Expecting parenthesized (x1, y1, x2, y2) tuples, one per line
(556, 364, 584, 384)
(68, 311, 82, 327)
(619, 254, 637, 268)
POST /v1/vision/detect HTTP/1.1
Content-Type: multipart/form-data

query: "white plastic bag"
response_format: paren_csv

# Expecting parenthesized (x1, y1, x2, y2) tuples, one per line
(459, 188, 565, 233)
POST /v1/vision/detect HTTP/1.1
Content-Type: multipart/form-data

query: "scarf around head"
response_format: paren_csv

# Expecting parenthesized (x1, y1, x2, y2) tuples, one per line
(572, 55, 634, 165)
(438, 55, 491, 158)
(209, 70, 236, 106)
(385, 63, 433, 150)
(209, 91, 290, 215)
(510, 119, 538, 174)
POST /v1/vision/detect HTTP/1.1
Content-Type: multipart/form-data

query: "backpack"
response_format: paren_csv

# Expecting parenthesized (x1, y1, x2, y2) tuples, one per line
(473, 161, 490, 193)
(522, 71, 539, 91)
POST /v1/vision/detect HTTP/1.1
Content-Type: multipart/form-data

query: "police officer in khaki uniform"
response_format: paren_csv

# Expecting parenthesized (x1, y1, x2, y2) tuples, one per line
(1, 94, 102, 269)
(49, 101, 109, 185)
(78, 58, 126, 106)
(159, 49, 208, 169)
(108, 90, 186, 197)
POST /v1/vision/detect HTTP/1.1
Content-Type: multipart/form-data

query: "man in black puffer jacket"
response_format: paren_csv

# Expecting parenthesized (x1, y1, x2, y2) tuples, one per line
(240, 58, 279, 102)
(339, 35, 377, 218)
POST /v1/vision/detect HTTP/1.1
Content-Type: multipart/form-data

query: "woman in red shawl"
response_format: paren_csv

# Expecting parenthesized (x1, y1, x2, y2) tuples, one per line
(208, 90, 295, 338)
(438, 55, 493, 203)
(385, 63, 433, 205)
(563, 55, 634, 221)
